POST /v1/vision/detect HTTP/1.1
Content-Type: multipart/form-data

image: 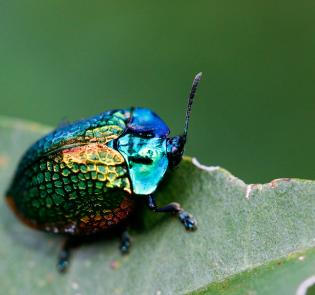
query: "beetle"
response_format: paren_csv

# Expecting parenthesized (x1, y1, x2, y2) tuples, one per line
(6, 73, 202, 272)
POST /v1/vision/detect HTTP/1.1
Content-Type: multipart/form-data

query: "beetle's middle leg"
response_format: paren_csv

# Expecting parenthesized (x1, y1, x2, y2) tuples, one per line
(119, 229, 131, 254)
(147, 195, 197, 230)
(57, 236, 80, 273)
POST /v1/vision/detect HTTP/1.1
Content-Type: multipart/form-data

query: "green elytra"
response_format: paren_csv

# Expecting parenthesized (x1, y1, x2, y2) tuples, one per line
(6, 73, 202, 272)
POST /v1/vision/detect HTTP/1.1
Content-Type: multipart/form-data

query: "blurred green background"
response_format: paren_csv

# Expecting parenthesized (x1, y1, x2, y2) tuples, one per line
(1, 0, 315, 183)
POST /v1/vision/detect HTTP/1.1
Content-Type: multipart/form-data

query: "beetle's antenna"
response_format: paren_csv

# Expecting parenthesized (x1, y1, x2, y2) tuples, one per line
(183, 72, 202, 141)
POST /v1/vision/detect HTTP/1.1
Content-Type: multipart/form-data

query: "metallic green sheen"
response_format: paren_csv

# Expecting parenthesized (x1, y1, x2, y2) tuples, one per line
(17, 109, 130, 173)
(9, 155, 130, 231)
(6, 109, 134, 235)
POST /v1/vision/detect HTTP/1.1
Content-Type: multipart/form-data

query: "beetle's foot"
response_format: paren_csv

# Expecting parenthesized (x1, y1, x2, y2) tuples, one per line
(178, 210, 197, 231)
(147, 195, 197, 231)
(119, 230, 131, 254)
(57, 249, 70, 273)
(56, 237, 79, 273)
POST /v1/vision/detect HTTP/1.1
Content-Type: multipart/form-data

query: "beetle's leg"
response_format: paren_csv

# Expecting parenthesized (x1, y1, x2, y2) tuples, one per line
(119, 229, 131, 254)
(147, 195, 197, 231)
(57, 237, 79, 273)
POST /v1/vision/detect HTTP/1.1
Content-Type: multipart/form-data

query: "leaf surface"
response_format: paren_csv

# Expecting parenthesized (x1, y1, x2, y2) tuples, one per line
(1, 116, 315, 295)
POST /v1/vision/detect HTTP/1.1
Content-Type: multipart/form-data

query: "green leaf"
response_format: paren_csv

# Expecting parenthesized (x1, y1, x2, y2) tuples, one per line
(1, 116, 315, 295)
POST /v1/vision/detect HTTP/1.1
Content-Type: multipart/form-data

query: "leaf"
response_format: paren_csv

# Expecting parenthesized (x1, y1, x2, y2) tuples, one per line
(192, 248, 315, 295)
(1, 116, 315, 295)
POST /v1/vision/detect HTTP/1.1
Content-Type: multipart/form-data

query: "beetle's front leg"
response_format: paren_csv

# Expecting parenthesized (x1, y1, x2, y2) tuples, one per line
(147, 195, 197, 231)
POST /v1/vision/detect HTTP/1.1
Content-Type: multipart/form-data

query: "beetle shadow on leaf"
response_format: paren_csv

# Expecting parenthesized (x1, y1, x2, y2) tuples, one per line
(1, 199, 62, 260)
(0, 164, 190, 264)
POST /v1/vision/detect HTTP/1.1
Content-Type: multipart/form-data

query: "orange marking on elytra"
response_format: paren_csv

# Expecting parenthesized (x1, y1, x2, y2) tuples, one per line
(62, 143, 124, 166)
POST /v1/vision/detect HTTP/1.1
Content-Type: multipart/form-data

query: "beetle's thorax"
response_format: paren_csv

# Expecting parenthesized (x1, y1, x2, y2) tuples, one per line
(116, 108, 170, 196)
(117, 134, 168, 195)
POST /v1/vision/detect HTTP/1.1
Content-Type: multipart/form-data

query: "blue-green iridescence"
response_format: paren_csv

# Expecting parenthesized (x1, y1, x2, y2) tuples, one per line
(6, 109, 135, 234)
(18, 109, 130, 172)
(117, 134, 168, 195)
(116, 107, 170, 195)
(128, 108, 170, 137)
(6, 107, 172, 235)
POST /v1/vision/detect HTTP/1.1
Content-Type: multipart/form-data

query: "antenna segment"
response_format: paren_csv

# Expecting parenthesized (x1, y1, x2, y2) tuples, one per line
(183, 72, 202, 141)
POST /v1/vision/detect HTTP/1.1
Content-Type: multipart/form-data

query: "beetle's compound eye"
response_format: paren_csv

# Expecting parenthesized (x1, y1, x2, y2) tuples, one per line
(167, 136, 185, 167)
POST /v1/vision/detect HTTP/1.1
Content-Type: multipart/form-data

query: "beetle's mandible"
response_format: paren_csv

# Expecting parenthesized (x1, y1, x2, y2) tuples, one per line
(6, 73, 202, 272)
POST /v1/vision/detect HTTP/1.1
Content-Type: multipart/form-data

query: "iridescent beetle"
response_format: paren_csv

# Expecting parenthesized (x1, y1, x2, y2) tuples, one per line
(6, 73, 202, 272)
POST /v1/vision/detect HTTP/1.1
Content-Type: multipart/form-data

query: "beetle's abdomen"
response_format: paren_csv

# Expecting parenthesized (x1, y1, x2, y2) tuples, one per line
(7, 143, 134, 235)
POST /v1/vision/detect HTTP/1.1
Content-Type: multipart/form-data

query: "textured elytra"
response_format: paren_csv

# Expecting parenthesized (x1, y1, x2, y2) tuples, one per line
(7, 110, 135, 235)
(7, 148, 134, 235)
(18, 109, 131, 173)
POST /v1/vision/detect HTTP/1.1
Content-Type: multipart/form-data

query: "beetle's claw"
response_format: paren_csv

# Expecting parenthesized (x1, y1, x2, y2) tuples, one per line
(119, 230, 131, 254)
(57, 259, 69, 273)
(178, 210, 197, 231)
(119, 239, 131, 254)
(57, 249, 70, 273)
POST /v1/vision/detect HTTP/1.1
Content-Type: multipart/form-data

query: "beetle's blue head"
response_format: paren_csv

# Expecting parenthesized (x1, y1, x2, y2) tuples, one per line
(167, 72, 202, 167)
